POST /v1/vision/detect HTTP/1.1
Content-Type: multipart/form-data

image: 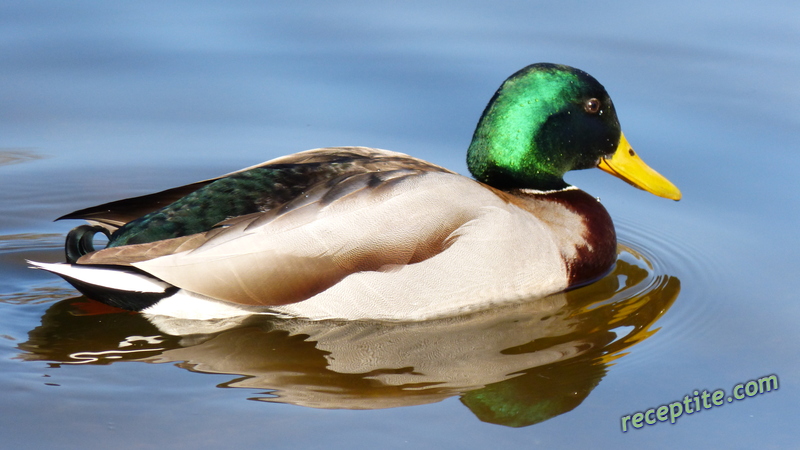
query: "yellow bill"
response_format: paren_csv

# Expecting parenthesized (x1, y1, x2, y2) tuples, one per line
(597, 133, 682, 201)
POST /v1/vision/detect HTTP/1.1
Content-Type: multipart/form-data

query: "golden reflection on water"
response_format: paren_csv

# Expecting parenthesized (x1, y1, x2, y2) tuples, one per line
(17, 245, 679, 428)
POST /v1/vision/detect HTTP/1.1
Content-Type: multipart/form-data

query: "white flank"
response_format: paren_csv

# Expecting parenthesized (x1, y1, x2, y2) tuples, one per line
(141, 290, 263, 320)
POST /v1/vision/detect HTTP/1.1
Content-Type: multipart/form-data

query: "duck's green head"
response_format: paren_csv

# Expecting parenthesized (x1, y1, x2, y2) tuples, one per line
(467, 63, 680, 200)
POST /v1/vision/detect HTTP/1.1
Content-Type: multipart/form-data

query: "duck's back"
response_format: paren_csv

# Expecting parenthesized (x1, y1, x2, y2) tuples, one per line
(83, 147, 452, 247)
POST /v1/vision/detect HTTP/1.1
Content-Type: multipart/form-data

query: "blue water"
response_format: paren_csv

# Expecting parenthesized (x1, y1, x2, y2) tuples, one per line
(1, 1, 798, 448)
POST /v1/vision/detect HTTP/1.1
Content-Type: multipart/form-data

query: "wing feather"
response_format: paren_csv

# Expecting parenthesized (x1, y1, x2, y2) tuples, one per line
(69, 148, 479, 307)
(130, 172, 497, 306)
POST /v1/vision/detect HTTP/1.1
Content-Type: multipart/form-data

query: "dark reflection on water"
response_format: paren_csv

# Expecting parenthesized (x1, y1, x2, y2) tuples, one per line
(17, 245, 679, 428)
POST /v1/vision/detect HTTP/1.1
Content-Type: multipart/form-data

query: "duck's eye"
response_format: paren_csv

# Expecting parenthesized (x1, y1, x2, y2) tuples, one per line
(583, 98, 601, 114)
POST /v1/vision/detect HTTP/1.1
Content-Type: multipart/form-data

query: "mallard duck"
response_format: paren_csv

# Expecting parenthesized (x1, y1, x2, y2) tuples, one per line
(31, 63, 680, 321)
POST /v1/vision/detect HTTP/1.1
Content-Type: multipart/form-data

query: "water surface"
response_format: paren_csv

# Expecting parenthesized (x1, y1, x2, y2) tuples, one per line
(1, 1, 798, 448)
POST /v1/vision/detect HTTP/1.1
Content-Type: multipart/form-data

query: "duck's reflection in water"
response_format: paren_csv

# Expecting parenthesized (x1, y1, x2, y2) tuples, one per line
(19, 246, 679, 427)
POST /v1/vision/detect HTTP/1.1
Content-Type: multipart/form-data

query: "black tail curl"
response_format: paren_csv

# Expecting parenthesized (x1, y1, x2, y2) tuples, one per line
(65, 225, 112, 263)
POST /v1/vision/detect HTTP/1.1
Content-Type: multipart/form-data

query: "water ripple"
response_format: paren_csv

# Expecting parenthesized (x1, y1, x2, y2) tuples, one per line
(0, 149, 47, 167)
(0, 233, 64, 252)
(612, 216, 721, 368)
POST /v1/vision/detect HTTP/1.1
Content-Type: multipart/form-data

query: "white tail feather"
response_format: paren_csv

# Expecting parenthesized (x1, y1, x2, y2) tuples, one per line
(27, 260, 171, 293)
